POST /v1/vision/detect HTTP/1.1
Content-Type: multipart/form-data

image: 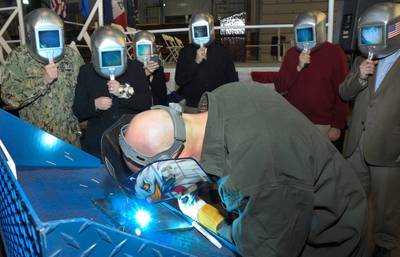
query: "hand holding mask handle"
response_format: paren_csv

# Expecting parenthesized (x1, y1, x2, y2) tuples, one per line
(48, 51, 54, 64)
(297, 43, 311, 71)
(367, 46, 375, 60)
(44, 51, 58, 84)
(107, 73, 133, 99)
(302, 43, 310, 68)
(108, 71, 119, 99)
(359, 53, 377, 84)
(196, 43, 207, 64)
(201, 43, 207, 60)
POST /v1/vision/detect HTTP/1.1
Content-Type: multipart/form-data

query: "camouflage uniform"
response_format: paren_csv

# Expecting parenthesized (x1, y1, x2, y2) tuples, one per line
(1, 45, 83, 146)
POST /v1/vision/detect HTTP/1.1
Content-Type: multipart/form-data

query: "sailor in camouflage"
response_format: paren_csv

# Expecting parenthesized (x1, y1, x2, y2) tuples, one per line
(0, 8, 83, 147)
(1, 45, 83, 146)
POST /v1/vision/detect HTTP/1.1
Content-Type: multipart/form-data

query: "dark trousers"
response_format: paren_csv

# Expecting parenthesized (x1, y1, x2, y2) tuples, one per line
(347, 136, 400, 257)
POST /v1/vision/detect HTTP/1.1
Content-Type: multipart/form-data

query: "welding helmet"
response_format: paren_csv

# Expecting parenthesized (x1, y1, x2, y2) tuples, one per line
(125, 158, 210, 202)
(91, 26, 127, 79)
(116, 103, 212, 202)
(294, 11, 327, 51)
(358, 2, 400, 59)
(102, 114, 135, 190)
(133, 30, 156, 63)
(119, 103, 186, 168)
(25, 8, 65, 63)
(189, 13, 215, 47)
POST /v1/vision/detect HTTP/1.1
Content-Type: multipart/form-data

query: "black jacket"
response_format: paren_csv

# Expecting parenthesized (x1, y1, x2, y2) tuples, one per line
(148, 64, 168, 106)
(175, 42, 238, 107)
(73, 60, 163, 158)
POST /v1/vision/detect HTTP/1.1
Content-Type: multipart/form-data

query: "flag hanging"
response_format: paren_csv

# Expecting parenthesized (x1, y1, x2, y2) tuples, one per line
(112, 0, 127, 28)
(50, 0, 67, 18)
(81, 0, 129, 28)
(80, 0, 90, 17)
(126, 0, 136, 27)
(103, 0, 127, 27)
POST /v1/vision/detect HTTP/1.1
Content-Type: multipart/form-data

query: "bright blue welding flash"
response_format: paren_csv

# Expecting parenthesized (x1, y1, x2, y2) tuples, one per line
(134, 209, 152, 228)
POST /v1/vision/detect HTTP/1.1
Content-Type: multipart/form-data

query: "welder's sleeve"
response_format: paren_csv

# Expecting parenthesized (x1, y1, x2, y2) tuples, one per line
(218, 186, 314, 257)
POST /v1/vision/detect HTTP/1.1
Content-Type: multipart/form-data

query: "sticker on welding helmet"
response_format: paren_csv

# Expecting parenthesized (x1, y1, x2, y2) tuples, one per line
(132, 158, 210, 203)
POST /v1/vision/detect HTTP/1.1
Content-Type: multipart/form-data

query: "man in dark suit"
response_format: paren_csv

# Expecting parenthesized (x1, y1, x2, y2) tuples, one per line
(175, 13, 238, 113)
(339, 3, 400, 257)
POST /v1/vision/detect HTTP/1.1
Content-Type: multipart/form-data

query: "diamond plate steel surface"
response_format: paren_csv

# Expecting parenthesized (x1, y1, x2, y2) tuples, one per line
(0, 125, 238, 257)
(43, 219, 194, 257)
(0, 148, 42, 257)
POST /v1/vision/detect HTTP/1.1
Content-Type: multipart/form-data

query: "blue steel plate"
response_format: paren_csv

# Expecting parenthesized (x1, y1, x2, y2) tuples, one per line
(0, 109, 101, 169)
(17, 166, 238, 256)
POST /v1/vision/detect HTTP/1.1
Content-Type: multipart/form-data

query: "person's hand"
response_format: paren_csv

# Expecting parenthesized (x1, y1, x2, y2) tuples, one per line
(178, 194, 206, 221)
(195, 46, 207, 64)
(144, 60, 160, 76)
(44, 62, 58, 84)
(107, 80, 121, 97)
(297, 49, 310, 71)
(328, 127, 341, 142)
(359, 59, 378, 80)
(94, 97, 112, 110)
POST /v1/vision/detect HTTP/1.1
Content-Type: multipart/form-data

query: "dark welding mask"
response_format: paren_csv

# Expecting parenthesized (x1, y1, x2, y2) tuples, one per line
(118, 104, 186, 167)
(104, 103, 209, 202)
(357, 2, 400, 59)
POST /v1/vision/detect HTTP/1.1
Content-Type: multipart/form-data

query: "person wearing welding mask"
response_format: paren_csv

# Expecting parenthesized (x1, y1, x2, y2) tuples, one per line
(274, 11, 349, 143)
(339, 3, 400, 256)
(1, 8, 83, 146)
(73, 27, 166, 158)
(175, 13, 238, 113)
(117, 81, 367, 257)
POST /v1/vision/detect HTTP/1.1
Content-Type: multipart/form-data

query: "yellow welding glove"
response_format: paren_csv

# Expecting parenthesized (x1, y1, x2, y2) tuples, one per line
(178, 195, 224, 233)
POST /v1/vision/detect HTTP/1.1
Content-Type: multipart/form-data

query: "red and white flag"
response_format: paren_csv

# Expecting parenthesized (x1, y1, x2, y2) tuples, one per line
(112, 0, 127, 28)
(50, 0, 67, 18)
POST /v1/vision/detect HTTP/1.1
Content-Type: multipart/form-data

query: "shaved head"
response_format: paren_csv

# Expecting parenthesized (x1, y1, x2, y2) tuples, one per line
(125, 109, 175, 158)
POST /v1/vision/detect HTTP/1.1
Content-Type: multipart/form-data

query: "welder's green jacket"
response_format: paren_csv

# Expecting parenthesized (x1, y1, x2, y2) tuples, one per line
(199, 82, 367, 257)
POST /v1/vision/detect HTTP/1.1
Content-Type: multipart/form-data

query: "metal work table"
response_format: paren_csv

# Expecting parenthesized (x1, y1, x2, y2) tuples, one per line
(0, 109, 238, 257)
